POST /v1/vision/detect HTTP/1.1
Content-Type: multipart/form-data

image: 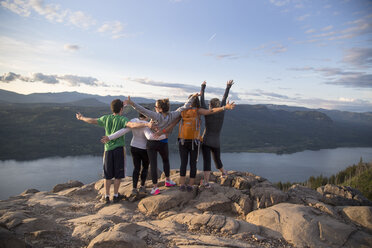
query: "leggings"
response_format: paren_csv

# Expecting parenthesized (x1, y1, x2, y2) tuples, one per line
(146, 140, 170, 184)
(202, 143, 223, 171)
(179, 141, 198, 179)
(130, 146, 149, 188)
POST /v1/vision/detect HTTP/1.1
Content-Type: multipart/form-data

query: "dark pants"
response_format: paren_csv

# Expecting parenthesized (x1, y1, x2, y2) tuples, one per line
(179, 141, 198, 178)
(130, 146, 149, 188)
(202, 143, 223, 171)
(103, 146, 125, 179)
(146, 140, 170, 184)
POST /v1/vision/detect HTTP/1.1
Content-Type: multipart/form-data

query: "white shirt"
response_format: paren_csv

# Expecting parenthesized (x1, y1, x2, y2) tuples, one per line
(108, 118, 166, 149)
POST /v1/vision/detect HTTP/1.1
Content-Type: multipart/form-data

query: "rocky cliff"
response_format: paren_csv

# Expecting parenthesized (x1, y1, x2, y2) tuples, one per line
(1, 170, 371, 248)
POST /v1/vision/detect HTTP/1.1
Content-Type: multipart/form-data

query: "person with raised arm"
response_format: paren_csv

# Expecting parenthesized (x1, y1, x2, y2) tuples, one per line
(76, 99, 153, 204)
(101, 110, 166, 196)
(200, 80, 234, 188)
(160, 89, 235, 192)
(124, 93, 198, 195)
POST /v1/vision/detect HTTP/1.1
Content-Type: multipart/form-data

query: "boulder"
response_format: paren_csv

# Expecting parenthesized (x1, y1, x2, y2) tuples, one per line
(87, 223, 147, 248)
(138, 188, 195, 215)
(317, 184, 372, 206)
(250, 181, 288, 210)
(52, 180, 84, 193)
(0, 226, 28, 248)
(246, 203, 357, 248)
(20, 189, 39, 195)
(341, 206, 372, 230)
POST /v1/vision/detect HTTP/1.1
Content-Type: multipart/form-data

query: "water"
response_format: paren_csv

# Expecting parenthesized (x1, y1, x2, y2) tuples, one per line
(0, 147, 371, 200)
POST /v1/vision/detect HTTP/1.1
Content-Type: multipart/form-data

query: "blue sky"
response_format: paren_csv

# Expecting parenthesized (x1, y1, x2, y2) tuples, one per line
(0, 0, 371, 111)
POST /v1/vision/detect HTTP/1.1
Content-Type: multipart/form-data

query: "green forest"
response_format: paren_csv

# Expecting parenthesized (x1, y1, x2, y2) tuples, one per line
(0, 102, 372, 161)
(275, 158, 372, 201)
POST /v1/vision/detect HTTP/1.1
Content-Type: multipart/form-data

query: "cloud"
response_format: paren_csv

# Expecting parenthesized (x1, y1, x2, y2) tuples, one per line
(296, 14, 310, 21)
(204, 53, 241, 60)
(98, 21, 127, 39)
(305, 29, 316, 34)
(342, 47, 372, 68)
(64, 44, 80, 51)
(269, 0, 291, 7)
(125, 77, 241, 100)
(289, 67, 372, 88)
(322, 25, 333, 31)
(254, 42, 287, 55)
(1, 0, 129, 38)
(0, 72, 109, 87)
(325, 74, 372, 88)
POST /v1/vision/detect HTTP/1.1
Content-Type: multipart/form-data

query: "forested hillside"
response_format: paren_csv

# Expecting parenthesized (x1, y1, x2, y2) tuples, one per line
(1, 102, 371, 161)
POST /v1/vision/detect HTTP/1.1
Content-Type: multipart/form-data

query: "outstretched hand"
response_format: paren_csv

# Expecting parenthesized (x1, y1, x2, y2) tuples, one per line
(101, 136, 110, 144)
(225, 100, 236, 110)
(123, 96, 133, 106)
(201, 81, 206, 86)
(76, 112, 83, 120)
(227, 80, 234, 87)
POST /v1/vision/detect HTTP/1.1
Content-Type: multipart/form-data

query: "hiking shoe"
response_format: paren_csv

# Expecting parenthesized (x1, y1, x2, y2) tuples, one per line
(139, 186, 146, 194)
(113, 193, 124, 203)
(186, 185, 193, 192)
(131, 188, 138, 195)
(221, 170, 228, 178)
(204, 183, 211, 189)
(179, 185, 186, 191)
(165, 179, 176, 187)
(105, 196, 110, 204)
(150, 187, 160, 195)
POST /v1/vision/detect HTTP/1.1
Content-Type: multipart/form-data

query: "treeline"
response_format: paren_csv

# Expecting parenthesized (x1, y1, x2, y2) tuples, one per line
(275, 158, 372, 200)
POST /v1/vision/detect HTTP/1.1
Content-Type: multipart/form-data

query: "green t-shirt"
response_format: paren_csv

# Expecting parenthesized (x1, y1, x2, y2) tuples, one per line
(97, 114, 129, 151)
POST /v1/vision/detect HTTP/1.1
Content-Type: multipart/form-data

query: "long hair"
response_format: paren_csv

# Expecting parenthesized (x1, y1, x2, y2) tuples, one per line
(189, 94, 200, 108)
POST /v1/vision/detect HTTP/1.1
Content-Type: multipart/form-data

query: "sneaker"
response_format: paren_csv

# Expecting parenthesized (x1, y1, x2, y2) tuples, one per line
(165, 179, 176, 187)
(186, 185, 193, 192)
(150, 187, 160, 195)
(179, 185, 186, 191)
(113, 193, 124, 203)
(139, 186, 146, 194)
(131, 188, 138, 196)
(204, 183, 211, 189)
(105, 196, 110, 204)
(221, 170, 228, 178)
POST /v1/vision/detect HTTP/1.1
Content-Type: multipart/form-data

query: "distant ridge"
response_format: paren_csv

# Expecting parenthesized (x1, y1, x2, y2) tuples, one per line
(0, 89, 155, 105)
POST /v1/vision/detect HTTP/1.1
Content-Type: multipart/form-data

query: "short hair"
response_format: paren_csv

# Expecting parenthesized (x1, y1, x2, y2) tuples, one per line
(209, 98, 220, 108)
(110, 99, 123, 113)
(189, 94, 200, 108)
(156, 98, 170, 113)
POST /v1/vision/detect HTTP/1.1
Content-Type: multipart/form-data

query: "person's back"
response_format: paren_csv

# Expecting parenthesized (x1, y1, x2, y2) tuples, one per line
(98, 114, 128, 151)
(203, 111, 225, 147)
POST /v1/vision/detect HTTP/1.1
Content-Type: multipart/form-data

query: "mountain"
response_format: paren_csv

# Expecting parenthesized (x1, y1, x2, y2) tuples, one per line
(1, 102, 372, 160)
(0, 89, 155, 105)
(264, 104, 372, 126)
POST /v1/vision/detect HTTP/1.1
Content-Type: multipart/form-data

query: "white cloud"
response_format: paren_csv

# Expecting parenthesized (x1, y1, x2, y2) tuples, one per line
(269, 0, 291, 7)
(98, 21, 126, 39)
(296, 14, 310, 21)
(322, 25, 333, 31)
(0, 71, 109, 87)
(305, 29, 316, 34)
(208, 33, 216, 42)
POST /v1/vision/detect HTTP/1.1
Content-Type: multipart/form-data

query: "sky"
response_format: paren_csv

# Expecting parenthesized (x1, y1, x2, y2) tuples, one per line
(0, 0, 371, 112)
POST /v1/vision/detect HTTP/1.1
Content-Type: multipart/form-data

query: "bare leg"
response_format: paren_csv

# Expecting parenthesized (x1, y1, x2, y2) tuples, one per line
(189, 177, 195, 186)
(104, 179, 112, 196)
(180, 176, 186, 186)
(113, 179, 121, 194)
(204, 171, 211, 184)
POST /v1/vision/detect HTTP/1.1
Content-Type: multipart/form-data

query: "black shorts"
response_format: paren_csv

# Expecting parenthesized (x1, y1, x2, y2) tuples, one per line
(103, 146, 125, 179)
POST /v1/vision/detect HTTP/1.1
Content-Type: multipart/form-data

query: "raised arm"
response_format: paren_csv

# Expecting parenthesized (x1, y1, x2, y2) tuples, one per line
(221, 80, 234, 107)
(200, 81, 207, 109)
(124, 96, 161, 121)
(197, 100, 235, 115)
(76, 112, 98, 124)
(174, 93, 199, 113)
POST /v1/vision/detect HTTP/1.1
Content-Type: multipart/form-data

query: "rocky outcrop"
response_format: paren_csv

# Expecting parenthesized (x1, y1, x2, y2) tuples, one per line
(0, 170, 371, 248)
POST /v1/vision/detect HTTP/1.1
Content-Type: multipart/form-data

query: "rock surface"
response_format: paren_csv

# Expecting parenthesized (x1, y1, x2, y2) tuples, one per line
(0, 170, 371, 248)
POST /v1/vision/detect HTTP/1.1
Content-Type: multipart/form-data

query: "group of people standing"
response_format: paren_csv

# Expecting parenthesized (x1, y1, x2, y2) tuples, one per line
(76, 80, 235, 203)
